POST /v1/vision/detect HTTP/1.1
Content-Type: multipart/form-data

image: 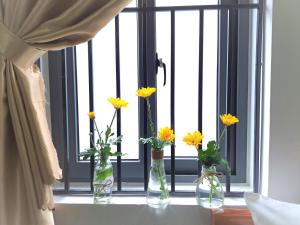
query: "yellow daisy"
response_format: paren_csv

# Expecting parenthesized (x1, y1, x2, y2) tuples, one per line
(183, 131, 204, 148)
(136, 87, 156, 98)
(108, 97, 128, 109)
(220, 114, 239, 126)
(88, 112, 95, 120)
(159, 127, 175, 142)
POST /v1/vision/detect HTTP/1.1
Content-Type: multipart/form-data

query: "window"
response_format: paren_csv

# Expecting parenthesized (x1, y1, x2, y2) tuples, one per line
(47, 0, 263, 195)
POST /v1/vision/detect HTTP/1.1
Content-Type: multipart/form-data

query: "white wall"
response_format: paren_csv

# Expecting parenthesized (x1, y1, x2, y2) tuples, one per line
(267, 0, 300, 203)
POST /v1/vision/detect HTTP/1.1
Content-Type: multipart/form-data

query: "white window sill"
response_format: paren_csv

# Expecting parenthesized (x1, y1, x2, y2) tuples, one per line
(54, 195, 246, 207)
(54, 196, 246, 225)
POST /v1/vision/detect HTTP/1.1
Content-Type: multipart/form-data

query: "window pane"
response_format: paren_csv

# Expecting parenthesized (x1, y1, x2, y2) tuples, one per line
(202, 10, 218, 147)
(174, 11, 199, 157)
(156, 11, 200, 157)
(157, 10, 218, 156)
(175, 12, 199, 156)
(92, 20, 118, 156)
(76, 21, 117, 155)
(76, 43, 90, 154)
(156, 12, 171, 156)
(119, 13, 139, 159)
(76, 16, 139, 159)
(156, 0, 218, 6)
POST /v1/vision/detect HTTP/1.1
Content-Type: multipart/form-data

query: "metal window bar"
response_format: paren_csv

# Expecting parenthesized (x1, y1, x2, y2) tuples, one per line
(73, 47, 81, 184)
(170, 10, 176, 193)
(87, 40, 95, 192)
(58, 1, 263, 196)
(198, 9, 204, 177)
(141, 1, 149, 191)
(114, 15, 122, 191)
(63, 49, 70, 193)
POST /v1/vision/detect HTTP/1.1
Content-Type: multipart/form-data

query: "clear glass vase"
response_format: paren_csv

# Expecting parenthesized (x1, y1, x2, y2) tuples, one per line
(196, 166, 224, 208)
(146, 150, 169, 208)
(93, 158, 114, 203)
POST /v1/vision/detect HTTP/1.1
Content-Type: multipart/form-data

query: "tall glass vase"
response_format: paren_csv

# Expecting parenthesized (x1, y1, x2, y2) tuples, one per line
(146, 149, 169, 208)
(196, 166, 224, 208)
(93, 158, 114, 203)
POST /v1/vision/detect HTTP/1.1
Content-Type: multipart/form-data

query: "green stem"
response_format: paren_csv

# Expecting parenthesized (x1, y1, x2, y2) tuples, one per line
(218, 126, 227, 143)
(109, 110, 117, 131)
(146, 98, 158, 149)
(105, 110, 117, 144)
(90, 133, 95, 148)
(99, 110, 117, 165)
(208, 176, 214, 205)
(154, 160, 168, 200)
(146, 98, 155, 137)
(100, 155, 108, 168)
(91, 120, 101, 162)
(158, 164, 168, 199)
(94, 120, 102, 141)
(197, 148, 201, 161)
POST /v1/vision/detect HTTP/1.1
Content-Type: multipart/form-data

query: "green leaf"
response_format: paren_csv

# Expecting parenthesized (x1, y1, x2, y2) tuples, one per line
(95, 168, 113, 181)
(109, 151, 124, 157)
(139, 137, 153, 144)
(221, 159, 231, 173)
(96, 139, 100, 145)
(198, 140, 228, 167)
(102, 146, 111, 155)
(79, 147, 98, 160)
(105, 127, 111, 138)
(110, 135, 123, 145)
(207, 140, 216, 150)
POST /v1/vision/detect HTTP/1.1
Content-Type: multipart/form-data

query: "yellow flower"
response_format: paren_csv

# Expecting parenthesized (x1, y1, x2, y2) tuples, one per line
(183, 131, 204, 148)
(108, 97, 128, 109)
(136, 87, 156, 98)
(88, 112, 95, 120)
(220, 114, 239, 126)
(159, 127, 175, 142)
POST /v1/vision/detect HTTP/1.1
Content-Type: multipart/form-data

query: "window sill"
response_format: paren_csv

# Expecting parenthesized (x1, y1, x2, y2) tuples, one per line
(54, 195, 245, 225)
(54, 196, 247, 225)
(54, 195, 246, 207)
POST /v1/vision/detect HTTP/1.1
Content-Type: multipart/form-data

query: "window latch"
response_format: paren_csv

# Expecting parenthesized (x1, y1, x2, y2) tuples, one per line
(155, 53, 166, 86)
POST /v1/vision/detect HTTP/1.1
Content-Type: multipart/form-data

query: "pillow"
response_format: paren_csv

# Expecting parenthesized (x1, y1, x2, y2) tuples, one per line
(244, 193, 300, 225)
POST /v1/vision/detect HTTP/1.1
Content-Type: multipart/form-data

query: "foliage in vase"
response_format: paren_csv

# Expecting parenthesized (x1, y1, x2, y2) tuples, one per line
(137, 87, 175, 149)
(136, 87, 175, 200)
(80, 97, 128, 182)
(183, 114, 239, 205)
(183, 114, 239, 170)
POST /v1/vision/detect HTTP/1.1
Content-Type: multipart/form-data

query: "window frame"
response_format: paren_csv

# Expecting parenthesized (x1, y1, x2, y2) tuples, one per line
(48, 0, 263, 194)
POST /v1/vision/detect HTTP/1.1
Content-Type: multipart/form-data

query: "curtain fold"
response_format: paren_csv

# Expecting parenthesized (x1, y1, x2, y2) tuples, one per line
(0, 0, 131, 224)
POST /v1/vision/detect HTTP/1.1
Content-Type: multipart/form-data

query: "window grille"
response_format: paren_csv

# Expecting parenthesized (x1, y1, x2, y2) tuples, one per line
(49, 0, 263, 196)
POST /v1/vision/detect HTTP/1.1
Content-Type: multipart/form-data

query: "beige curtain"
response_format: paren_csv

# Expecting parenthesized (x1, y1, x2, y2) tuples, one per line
(0, 0, 131, 224)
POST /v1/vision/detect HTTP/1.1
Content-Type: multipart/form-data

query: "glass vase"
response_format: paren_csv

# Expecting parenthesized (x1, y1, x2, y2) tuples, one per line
(93, 158, 114, 203)
(196, 166, 224, 208)
(146, 149, 169, 208)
